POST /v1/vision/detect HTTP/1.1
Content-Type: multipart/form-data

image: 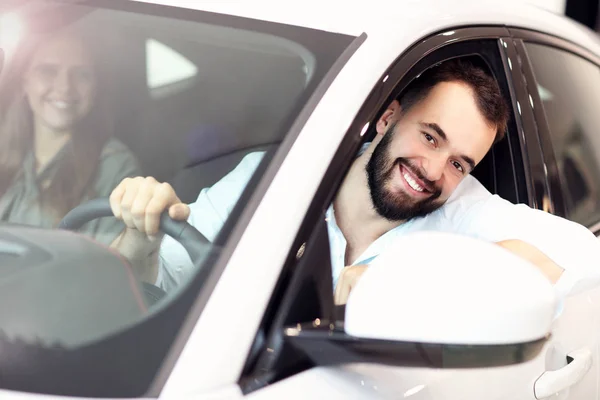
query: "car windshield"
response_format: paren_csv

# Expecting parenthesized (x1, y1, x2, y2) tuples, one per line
(0, 1, 356, 397)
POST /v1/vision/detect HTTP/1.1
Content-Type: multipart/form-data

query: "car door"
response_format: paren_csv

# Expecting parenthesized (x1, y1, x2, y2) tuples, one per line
(234, 27, 598, 400)
(506, 29, 600, 399)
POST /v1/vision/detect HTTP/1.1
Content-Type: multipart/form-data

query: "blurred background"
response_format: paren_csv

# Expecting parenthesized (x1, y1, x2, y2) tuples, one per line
(533, 0, 600, 31)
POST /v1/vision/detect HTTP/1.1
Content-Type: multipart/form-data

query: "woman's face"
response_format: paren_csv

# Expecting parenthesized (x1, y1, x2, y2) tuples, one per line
(23, 33, 96, 134)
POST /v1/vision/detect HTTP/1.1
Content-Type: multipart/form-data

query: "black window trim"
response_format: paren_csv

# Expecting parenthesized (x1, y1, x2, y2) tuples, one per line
(239, 25, 534, 394)
(499, 35, 550, 211)
(497, 36, 536, 206)
(513, 38, 567, 216)
(510, 28, 600, 233)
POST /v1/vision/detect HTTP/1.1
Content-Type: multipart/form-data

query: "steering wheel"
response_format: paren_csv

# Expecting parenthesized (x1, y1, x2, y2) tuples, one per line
(58, 198, 210, 306)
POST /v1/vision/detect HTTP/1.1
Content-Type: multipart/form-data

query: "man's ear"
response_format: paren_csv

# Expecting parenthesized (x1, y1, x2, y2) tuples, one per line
(375, 100, 401, 136)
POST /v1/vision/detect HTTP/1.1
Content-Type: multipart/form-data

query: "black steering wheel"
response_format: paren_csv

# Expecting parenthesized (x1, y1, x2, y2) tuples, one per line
(58, 198, 210, 305)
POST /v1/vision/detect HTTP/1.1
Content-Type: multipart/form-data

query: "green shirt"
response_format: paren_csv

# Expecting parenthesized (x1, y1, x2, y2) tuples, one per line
(0, 138, 141, 245)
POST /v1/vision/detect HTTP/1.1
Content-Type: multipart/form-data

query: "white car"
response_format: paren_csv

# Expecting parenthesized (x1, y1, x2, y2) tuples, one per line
(1, 0, 600, 399)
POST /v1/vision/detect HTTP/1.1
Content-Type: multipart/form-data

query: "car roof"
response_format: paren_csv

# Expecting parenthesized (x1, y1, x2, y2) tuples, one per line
(132, 0, 600, 54)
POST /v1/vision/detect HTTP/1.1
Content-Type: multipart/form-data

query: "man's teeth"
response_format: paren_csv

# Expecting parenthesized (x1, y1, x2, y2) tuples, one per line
(403, 172, 424, 192)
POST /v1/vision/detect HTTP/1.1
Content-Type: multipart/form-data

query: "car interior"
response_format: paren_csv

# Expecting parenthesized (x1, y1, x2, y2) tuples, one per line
(107, 32, 521, 206)
(0, 6, 311, 206)
(0, 4, 343, 211)
(43, 9, 523, 210)
(89, 11, 310, 204)
(6, 5, 524, 211)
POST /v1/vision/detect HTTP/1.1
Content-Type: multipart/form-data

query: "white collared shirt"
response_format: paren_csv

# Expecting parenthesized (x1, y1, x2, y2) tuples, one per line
(156, 150, 600, 307)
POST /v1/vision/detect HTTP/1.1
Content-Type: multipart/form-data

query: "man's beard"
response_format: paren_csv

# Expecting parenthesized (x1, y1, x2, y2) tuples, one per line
(366, 123, 445, 221)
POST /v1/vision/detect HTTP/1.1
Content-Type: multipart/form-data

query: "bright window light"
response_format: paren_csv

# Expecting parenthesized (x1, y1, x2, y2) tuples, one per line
(146, 39, 198, 89)
(0, 12, 24, 54)
(538, 84, 554, 101)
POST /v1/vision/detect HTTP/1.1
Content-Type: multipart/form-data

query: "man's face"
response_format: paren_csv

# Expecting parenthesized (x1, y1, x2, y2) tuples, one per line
(367, 81, 497, 221)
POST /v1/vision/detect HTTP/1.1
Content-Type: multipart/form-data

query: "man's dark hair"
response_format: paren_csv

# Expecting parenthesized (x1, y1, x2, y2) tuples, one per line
(398, 57, 510, 143)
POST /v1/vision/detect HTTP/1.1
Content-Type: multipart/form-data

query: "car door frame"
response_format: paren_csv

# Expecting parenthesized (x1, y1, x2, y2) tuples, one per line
(236, 25, 543, 396)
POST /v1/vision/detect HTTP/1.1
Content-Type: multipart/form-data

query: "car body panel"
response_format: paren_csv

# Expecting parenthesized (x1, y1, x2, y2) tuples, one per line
(132, 0, 600, 54)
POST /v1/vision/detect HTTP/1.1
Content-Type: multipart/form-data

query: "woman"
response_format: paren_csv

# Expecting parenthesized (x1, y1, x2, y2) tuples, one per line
(0, 26, 141, 245)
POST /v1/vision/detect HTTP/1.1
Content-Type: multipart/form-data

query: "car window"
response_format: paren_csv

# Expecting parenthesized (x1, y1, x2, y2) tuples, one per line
(0, 1, 356, 397)
(525, 42, 600, 227)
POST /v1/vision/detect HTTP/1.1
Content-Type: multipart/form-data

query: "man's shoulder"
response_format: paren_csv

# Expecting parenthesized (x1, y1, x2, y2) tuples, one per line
(448, 174, 493, 203)
(238, 151, 266, 169)
(220, 150, 266, 186)
(191, 150, 266, 205)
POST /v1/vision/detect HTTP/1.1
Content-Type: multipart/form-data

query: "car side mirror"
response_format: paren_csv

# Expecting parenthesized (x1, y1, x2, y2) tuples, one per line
(285, 232, 556, 369)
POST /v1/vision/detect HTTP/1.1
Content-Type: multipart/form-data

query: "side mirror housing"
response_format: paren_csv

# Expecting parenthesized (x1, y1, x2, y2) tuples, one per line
(346, 231, 556, 344)
(286, 232, 556, 368)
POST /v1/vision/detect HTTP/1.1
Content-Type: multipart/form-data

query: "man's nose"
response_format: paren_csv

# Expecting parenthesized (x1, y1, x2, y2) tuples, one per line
(422, 154, 446, 182)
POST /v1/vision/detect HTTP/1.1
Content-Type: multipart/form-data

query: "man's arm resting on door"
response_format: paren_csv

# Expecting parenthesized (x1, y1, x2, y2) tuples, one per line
(334, 239, 564, 305)
(495, 239, 563, 283)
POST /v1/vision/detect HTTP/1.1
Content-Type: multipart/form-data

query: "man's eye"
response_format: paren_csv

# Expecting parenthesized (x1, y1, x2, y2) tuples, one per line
(423, 132, 436, 145)
(452, 160, 464, 173)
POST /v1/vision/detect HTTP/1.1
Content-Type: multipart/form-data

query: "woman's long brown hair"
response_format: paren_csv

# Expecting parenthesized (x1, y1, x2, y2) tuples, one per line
(0, 25, 114, 221)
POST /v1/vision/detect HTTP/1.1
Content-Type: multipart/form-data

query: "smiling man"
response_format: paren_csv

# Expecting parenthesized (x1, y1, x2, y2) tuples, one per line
(108, 58, 600, 307)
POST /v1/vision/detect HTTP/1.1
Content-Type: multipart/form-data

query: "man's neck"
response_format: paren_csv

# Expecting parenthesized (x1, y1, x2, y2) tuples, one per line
(333, 154, 403, 265)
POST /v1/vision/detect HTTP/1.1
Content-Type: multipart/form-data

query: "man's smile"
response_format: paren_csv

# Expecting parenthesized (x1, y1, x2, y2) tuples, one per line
(398, 163, 433, 197)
